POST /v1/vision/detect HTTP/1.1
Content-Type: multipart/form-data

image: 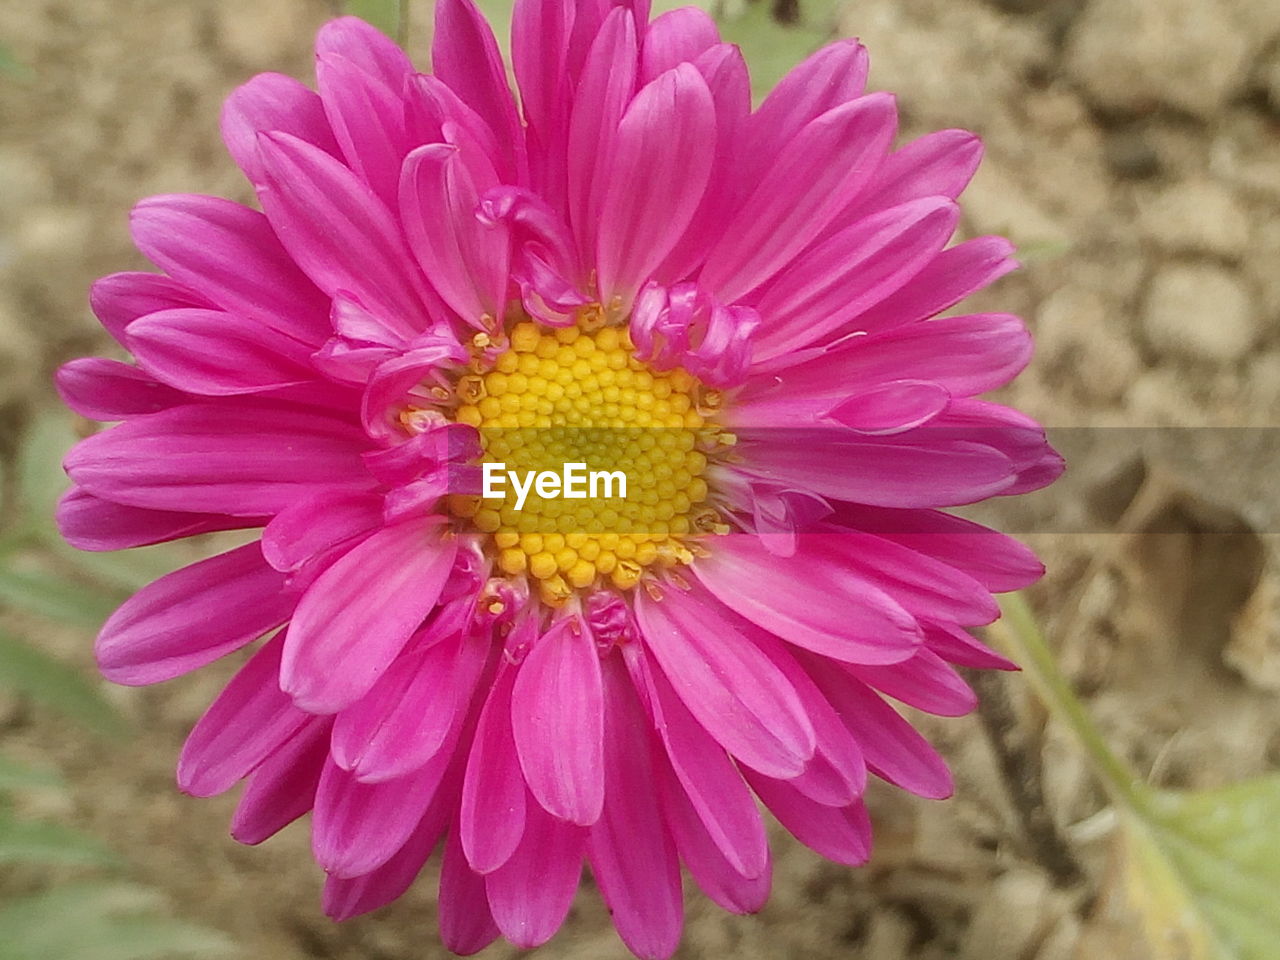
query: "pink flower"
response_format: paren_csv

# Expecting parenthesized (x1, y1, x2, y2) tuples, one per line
(58, 3, 1061, 957)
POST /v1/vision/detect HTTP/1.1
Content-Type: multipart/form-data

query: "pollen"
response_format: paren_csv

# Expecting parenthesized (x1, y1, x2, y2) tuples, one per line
(448, 315, 728, 605)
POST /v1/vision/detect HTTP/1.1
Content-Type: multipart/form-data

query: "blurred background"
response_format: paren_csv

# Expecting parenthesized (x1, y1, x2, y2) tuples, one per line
(1, 0, 1279, 958)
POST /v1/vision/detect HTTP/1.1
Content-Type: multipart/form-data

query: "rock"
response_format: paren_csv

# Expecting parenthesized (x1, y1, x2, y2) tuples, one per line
(0, 296, 39, 406)
(1036, 286, 1143, 404)
(1142, 263, 1257, 362)
(1137, 179, 1250, 258)
(1065, 0, 1254, 118)
(960, 869, 1055, 960)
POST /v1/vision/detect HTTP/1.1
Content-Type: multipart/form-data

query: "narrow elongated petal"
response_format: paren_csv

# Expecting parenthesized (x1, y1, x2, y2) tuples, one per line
(512, 0, 573, 204)
(847, 649, 977, 717)
(231, 717, 331, 845)
(699, 93, 897, 303)
(221, 72, 341, 184)
(485, 798, 585, 948)
(746, 773, 872, 866)
(595, 64, 716, 307)
(460, 662, 527, 874)
(634, 582, 816, 777)
(692, 533, 921, 665)
(640, 7, 719, 81)
(316, 15, 414, 90)
(95, 542, 292, 685)
(130, 194, 330, 343)
(178, 630, 310, 796)
(586, 656, 683, 960)
(260, 491, 383, 573)
(126, 308, 314, 395)
(56, 488, 255, 552)
(282, 519, 458, 713)
(439, 828, 501, 955)
(838, 128, 983, 224)
(89, 271, 211, 344)
(510, 615, 604, 825)
(64, 402, 373, 515)
(56, 358, 188, 420)
(315, 52, 411, 208)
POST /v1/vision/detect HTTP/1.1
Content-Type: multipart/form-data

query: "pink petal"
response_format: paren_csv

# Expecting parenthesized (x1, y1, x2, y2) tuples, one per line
(640, 7, 719, 81)
(331, 622, 489, 782)
(220, 72, 342, 185)
(64, 401, 373, 516)
(922, 620, 1017, 671)
(566, 7, 638, 272)
(432, 0, 525, 182)
(129, 194, 330, 344)
(177, 630, 310, 797)
(439, 828, 500, 955)
(312, 749, 457, 878)
(635, 652, 768, 877)
(658, 756, 771, 914)
(751, 198, 959, 365)
(56, 488, 256, 552)
(400, 144, 510, 328)
(89, 271, 211, 345)
(95, 541, 292, 686)
(323, 792, 453, 921)
(850, 235, 1018, 333)
(746, 773, 873, 866)
(698, 93, 898, 304)
(484, 796, 585, 948)
(56, 358, 188, 420)
(231, 717, 331, 845)
(839, 128, 984, 225)
(510, 615, 604, 825)
(315, 16, 414, 91)
(126, 308, 314, 396)
(633, 581, 816, 778)
(460, 661, 527, 874)
(255, 131, 438, 340)
(824, 380, 952, 435)
(282, 519, 458, 713)
(803, 659, 954, 799)
(586, 655, 683, 960)
(260, 491, 383, 573)
(595, 64, 716, 307)
(847, 648, 977, 717)
(512, 0, 574, 206)
(692, 533, 922, 665)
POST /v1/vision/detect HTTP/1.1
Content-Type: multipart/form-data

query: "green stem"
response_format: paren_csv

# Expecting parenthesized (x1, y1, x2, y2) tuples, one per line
(991, 593, 1154, 816)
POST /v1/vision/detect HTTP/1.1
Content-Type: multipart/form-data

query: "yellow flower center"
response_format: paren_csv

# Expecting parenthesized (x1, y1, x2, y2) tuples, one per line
(447, 316, 730, 606)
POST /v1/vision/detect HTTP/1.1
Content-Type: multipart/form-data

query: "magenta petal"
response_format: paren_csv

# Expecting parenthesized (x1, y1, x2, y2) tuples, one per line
(699, 93, 898, 303)
(693, 533, 922, 665)
(460, 662, 527, 874)
(747, 773, 873, 866)
(177, 630, 310, 797)
(129, 194, 330, 343)
(922, 620, 1017, 671)
(89, 271, 211, 345)
(510, 615, 604, 825)
(640, 7, 719, 81)
(805, 661, 954, 799)
(400, 144, 510, 328)
(95, 541, 292, 686)
(316, 16, 414, 90)
(824, 380, 952, 435)
(595, 63, 716, 307)
(512, 0, 573, 205)
(751, 198, 959, 364)
(255, 131, 438, 339)
(221, 72, 341, 185)
(586, 656, 683, 960)
(260, 491, 383, 573)
(331, 624, 488, 782)
(439, 827, 500, 955)
(231, 717, 331, 845)
(432, 0, 525, 182)
(840, 128, 984, 223)
(56, 358, 188, 421)
(485, 797, 585, 948)
(126, 308, 314, 396)
(56, 488, 256, 552)
(637, 654, 768, 877)
(64, 401, 373, 516)
(312, 751, 453, 878)
(323, 793, 452, 921)
(658, 756, 771, 914)
(634, 582, 816, 778)
(848, 648, 977, 718)
(282, 519, 458, 713)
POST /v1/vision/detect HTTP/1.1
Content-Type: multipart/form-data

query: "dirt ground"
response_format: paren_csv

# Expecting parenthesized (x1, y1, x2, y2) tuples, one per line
(2, 0, 1280, 958)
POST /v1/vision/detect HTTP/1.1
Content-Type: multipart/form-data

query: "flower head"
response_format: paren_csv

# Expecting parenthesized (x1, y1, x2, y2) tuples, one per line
(59, 2, 1061, 956)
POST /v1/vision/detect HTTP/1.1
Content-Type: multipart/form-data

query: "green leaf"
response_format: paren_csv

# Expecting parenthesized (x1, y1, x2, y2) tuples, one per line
(0, 632, 127, 737)
(344, 0, 407, 43)
(0, 564, 120, 627)
(0, 814, 119, 868)
(0, 755, 64, 792)
(1115, 777, 1280, 960)
(716, 0, 841, 95)
(0, 883, 234, 960)
(13, 412, 78, 543)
